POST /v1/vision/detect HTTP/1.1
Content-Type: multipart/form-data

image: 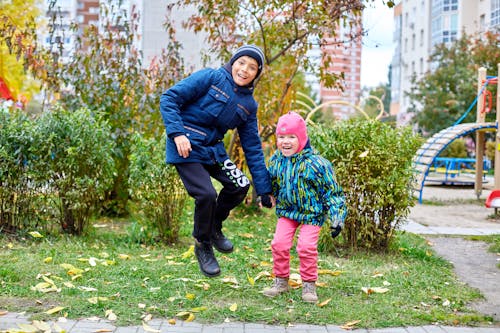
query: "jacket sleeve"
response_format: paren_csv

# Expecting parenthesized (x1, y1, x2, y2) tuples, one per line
(318, 159, 347, 228)
(237, 111, 272, 196)
(159, 68, 214, 138)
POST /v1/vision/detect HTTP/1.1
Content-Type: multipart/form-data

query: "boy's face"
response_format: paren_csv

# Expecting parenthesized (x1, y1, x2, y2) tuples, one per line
(277, 134, 300, 157)
(231, 56, 259, 86)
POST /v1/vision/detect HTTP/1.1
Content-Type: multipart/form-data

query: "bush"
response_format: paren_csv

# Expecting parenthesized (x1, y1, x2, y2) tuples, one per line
(34, 107, 116, 234)
(310, 119, 421, 250)
(129, 133, 188, 243)
(0, 107, 115, 235)
(0, 110, 44, 232)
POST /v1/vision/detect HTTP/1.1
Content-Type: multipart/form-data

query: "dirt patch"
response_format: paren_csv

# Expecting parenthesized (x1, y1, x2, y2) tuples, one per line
(427, 237, 500, 322)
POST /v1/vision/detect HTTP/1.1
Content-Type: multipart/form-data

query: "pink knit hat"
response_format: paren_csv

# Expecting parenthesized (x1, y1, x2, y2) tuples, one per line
(276, 111, 308, 152)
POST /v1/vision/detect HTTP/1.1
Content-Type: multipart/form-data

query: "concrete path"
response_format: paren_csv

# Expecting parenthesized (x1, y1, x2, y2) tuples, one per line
(2, 185, 500, 333)
(1, 311, 500, 333)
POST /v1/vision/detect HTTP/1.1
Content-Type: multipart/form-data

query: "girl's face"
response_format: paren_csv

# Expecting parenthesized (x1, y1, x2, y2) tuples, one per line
(231, 56, 259, 86)
(277, 134, 299, 157)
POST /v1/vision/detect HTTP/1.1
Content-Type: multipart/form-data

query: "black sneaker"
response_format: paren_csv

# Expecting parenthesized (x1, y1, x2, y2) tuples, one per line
(194, 240, 221, 277)
(211, 232, 234, 253)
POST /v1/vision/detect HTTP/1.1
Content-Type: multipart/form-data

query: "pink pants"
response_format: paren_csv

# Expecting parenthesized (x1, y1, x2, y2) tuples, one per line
(271, 217, 321, 282)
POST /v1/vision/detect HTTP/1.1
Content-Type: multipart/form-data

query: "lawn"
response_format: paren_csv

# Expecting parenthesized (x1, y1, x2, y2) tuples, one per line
(0, 205, 495, 329)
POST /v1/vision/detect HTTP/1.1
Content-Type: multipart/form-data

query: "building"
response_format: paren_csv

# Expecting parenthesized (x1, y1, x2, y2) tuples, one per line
(392, 0, 500, 126)
(319, 25, 363, 120)
(39, 0, 210, 71)
(305, 20, 363, 121)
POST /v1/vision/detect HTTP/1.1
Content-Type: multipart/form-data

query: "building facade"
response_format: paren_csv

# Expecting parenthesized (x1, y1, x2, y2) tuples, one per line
(392, 0, 500, 125)
(319, 26, 363, 120)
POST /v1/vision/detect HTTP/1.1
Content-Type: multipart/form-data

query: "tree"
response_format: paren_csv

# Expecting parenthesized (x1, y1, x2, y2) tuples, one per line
(408, 31, 500, 136)
(0, 0, 43, 103)
(1, 0, 185, 216)
(56, 2, 184, 215)
(166, 0, 393, 173)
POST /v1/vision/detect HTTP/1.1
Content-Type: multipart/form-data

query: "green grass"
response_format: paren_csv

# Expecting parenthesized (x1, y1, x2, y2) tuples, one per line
(0, 206, 494, 328)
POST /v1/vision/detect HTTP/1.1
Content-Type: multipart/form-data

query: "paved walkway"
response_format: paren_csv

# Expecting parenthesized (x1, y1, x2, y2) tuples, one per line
(2, 185, 500, 333)
(1, 311, 500, 333)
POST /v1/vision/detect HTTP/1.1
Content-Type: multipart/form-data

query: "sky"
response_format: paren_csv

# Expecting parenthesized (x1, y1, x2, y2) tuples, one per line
(361, 2, 396, 88)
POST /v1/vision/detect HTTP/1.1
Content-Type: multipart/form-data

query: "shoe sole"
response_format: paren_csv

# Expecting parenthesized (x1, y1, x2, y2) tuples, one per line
(199, 266, 221, 278)
(195, 255, 221, 278)
(212, 244, 234, 254)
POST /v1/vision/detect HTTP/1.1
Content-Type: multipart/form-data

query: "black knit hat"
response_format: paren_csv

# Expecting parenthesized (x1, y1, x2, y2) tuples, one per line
(229, 44, 265, 78)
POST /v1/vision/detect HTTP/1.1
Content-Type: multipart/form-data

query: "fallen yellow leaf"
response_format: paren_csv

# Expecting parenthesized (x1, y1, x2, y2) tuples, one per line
(340, 319, 361, 330)
(29, 231, 44, 238)
(361, 287, 389, 294)
(190, 306, 207, 312)
(43, 257, 53, 263)
(318, 269, 342, 276)
(60, 263, 76, 270)
(185, 293, 196, 300)
(87, 296, 109, 304)
(94, 329, 113, 332)
(181, 245, 194, 259)
(317, 298, 331, 307)
(142, 321, 160, 333)
(118, 254, 131, 260)
(247, 273, 255, 286)
(168, 318, 176, 325)
(0, 311, 7, 316)
(67, 268, 84, 276)
(32, 320, 51, 331)
(229, 303, 237, 312)
(45, 306, 65, 315)
(105, 309, 117, 321)
(16, 323, 38, 332)
(221, 276, 238, 285)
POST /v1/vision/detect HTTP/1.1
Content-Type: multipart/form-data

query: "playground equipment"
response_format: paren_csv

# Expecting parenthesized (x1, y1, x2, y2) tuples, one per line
(413, 65, 500, 204)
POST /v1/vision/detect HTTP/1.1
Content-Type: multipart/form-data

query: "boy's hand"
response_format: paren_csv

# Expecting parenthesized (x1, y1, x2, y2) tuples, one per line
(259, 194, 275, 208)
(174, 135, 192, 158)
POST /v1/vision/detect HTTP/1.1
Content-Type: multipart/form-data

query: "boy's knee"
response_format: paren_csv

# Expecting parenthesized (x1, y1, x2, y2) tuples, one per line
(197, 189, 217, 204)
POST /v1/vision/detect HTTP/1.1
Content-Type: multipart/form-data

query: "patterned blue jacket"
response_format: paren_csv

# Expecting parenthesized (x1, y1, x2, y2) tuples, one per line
(159, 67, 271, 195)
(268, 146, 347, 228)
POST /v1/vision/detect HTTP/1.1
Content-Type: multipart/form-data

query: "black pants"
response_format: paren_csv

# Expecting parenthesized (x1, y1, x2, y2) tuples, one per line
(175, 159, 250, 244)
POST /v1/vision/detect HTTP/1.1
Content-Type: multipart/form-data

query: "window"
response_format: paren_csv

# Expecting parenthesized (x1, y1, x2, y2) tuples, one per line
(420, 29, 424, 46)
(492, 0, 500, 27)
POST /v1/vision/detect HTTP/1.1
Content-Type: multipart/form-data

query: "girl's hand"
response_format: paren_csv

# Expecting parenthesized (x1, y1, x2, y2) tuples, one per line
(174, 135, 192, 158)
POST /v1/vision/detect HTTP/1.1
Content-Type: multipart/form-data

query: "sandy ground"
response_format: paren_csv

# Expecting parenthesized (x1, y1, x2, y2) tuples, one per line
(410, 183, 500, 322)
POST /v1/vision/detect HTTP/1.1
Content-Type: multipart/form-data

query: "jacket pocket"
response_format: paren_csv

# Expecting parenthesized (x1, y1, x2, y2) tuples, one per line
(203, 86, 229, 119)
(184, 125, 208, 145)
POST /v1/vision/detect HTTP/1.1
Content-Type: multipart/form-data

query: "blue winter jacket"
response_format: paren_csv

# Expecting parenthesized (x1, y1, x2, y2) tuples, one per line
(268, 146, 347, 228)
(159, 66, 272, 196)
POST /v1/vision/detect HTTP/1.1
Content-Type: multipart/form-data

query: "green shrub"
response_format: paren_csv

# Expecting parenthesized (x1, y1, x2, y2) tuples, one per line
(34, 106, 116, 234)
(129, 133, 188, 243)
(0, 110, 45, 232)
(310, 119, 421, 250)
